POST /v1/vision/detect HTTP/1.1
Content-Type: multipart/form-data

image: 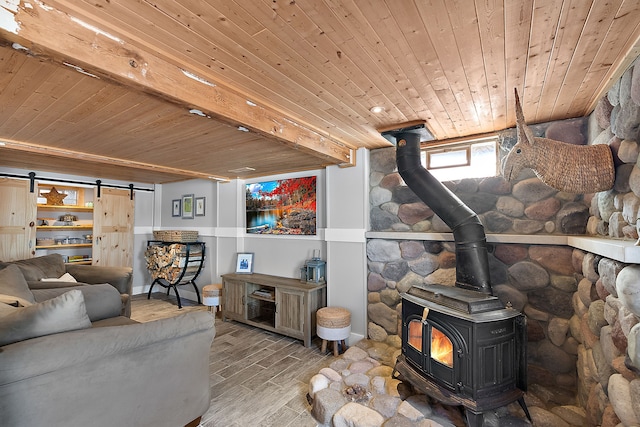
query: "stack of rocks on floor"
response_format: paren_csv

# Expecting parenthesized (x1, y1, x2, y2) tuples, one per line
(308, 340, 589, 427)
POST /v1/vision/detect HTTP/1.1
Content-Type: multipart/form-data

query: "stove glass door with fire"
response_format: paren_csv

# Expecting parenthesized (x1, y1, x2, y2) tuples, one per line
(402, 293, 525, 401)
(405, 314, 464, 392)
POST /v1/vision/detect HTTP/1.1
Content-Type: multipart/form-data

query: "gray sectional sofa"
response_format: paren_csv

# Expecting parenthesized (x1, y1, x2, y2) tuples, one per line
(0, 254, 215, 427)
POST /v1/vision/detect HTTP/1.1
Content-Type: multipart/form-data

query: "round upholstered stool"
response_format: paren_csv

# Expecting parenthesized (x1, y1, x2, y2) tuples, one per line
(317, 307, 351, 356)
(202, 284, 223, 316)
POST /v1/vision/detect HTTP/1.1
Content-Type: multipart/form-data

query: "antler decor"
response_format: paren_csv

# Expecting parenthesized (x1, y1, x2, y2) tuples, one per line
(502, 89, 615, 193)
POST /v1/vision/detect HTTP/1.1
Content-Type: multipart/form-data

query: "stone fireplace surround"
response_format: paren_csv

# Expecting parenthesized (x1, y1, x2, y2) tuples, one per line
(364, 58, 640, 426)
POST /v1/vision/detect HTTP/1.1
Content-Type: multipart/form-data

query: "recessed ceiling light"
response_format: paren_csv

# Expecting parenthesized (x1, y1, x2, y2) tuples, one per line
(189, 109, 210, 118)
(12, 43, 29, 53)
(237, 126, 250, 132)
(63, 62, 100, 79)
(180, 69, 216, 87)
(370, 106, 385, 114)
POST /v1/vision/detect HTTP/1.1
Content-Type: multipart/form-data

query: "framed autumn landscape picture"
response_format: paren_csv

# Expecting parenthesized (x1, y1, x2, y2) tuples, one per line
(245, 176, 316, 235)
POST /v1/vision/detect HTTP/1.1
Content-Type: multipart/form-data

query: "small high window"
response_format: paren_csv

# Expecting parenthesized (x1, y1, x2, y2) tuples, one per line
(39, 185, 80, 206)
(421, 136, 498, 181)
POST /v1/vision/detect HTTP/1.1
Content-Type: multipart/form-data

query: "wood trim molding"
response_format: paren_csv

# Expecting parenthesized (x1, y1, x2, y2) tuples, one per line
(0, 0, 355, 167)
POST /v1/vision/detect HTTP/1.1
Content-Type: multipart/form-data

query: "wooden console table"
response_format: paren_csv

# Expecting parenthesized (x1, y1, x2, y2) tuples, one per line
(221, 273, 327, 347)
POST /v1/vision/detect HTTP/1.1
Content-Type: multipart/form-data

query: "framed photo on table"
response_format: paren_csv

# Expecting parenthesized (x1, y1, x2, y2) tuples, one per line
(172, 199, 181, 217)
(182, 194, 194, 219)
(235, 253, 254, 274)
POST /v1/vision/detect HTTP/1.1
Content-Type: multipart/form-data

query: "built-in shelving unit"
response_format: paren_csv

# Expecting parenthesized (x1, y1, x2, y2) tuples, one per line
(1, 178, 134, 266)
(35, 184, 94, 264)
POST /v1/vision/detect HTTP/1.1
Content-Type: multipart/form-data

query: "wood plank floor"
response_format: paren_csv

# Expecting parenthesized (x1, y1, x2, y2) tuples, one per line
(132, 293, 338, 427)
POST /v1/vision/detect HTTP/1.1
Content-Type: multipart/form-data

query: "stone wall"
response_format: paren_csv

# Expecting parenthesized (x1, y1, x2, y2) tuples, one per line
(367, 56, 640, 426)
(571, 59, 640, 426)
(367, 239, 580, 391)
(370, 121, 591, 236)
(588, 59, 640, 240)
(573, 250, 640, 426)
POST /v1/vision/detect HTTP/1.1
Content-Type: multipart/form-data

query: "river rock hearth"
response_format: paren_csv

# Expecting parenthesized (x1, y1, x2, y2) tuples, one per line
(308, 339, 588, 426)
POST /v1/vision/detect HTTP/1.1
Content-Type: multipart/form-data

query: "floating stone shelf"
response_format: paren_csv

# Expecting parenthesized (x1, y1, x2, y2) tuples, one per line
(366, 232, 640, 264)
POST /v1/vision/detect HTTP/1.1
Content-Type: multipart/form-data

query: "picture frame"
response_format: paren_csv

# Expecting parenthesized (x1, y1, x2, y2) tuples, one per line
(245, 176, 317, 235)
(172, 199, 181, 217)
(182, 194, 194, 219)
(235, 252, 254, 274)
(195, 197, 206, 216)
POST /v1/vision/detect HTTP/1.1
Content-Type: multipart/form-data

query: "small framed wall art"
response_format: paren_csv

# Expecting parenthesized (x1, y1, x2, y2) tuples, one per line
(182, 194, 194, 219)
(235, 252, 254, 274)
(172, 199, 181, 217)
(195, 197, 206, 216)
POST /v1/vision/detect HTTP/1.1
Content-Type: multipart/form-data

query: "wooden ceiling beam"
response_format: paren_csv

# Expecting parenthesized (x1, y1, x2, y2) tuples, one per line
(0, 138, 228, 182)
(0, 0, 355, 167)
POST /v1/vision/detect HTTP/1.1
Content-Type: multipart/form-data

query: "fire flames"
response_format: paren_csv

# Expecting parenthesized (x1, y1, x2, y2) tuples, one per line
(408, 320, 422, 352)
(431, 327, 453, 367)
(408, 321, 454, 368)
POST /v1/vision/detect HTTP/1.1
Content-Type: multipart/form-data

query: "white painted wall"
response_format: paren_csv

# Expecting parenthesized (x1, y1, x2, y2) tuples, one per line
(243, 235, 324, 278)
(324, 148, 369, 343)
(133, 189, 155, 291)
(239, 169, 326, 280)
(144, 178, 219, 299)
(215, 179, 244, 286)
(1, 147, 371, 343)
(160, 160, 370, 342)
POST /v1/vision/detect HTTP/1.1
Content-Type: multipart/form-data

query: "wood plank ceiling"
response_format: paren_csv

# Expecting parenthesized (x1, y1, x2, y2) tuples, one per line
(0, 0, 639, 183)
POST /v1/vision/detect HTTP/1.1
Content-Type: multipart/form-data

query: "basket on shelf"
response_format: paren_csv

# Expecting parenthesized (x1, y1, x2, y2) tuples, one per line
(152, 230, 199, 242)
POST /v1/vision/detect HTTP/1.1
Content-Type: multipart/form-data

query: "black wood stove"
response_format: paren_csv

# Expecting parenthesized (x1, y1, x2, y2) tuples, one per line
(383, 125, 531, 426)
(395, 283, 528, 426)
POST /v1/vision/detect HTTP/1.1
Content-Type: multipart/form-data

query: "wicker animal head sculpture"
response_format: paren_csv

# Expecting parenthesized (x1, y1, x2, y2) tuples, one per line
(502, 89, 615, 194)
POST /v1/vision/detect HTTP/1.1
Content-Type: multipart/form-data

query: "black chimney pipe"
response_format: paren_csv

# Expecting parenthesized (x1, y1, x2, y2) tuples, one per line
(393, 129, 493, 295)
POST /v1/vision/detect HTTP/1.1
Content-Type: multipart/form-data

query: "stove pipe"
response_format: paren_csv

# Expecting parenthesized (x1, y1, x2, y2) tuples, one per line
(393, 129, 492, 295)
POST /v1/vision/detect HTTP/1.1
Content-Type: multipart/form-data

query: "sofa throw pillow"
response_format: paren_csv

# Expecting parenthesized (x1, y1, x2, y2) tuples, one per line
(0, 289, 92, 346)
(40, 273, 77, 283)
(0, 264, 36, 305)
(3, 254, 66, 282)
